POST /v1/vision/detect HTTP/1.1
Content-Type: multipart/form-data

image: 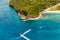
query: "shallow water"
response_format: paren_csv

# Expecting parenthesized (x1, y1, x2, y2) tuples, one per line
(0, 0, 60, 40)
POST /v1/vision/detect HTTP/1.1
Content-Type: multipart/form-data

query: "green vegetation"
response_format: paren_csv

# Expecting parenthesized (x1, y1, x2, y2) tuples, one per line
(50, 5, 60, 11)
(9, 0, 60, 17)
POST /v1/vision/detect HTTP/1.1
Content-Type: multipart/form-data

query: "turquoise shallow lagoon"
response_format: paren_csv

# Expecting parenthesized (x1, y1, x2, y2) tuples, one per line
(0, 0, 60, 40)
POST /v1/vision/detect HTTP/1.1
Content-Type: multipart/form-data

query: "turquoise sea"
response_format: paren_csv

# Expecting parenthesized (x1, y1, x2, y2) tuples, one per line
(0, 0, 60, 40)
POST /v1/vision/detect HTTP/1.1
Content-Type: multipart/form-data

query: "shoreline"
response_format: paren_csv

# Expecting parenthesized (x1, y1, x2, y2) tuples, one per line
(19, 11, 60, 21)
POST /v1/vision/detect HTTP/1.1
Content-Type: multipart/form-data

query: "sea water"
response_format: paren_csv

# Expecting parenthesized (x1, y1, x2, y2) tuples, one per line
(0, 0, 60, 40)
